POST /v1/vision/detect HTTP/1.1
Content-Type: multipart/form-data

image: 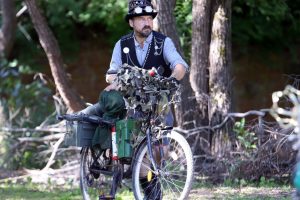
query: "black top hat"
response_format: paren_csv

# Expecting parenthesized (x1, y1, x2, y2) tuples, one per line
(125, 0, 158, 22)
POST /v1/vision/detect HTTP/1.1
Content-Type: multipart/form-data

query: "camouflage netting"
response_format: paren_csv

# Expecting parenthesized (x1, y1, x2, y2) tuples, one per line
(115, 64, 180, 116)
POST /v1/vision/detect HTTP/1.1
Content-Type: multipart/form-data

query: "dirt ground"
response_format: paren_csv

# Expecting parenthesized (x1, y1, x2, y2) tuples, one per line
(189, 187, 292, 200)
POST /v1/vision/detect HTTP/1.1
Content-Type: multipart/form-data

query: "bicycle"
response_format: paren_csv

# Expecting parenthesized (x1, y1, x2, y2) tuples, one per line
(58, 65, 194, 200)
(270, 85, 300, 199)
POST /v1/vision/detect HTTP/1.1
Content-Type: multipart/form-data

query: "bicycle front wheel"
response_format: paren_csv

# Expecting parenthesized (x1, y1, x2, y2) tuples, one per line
(132, 130, 194, 200)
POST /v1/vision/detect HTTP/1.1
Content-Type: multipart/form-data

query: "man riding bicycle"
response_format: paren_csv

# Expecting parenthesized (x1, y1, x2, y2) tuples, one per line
(80, 0, 189, 199)
(81, 0, 188, 148)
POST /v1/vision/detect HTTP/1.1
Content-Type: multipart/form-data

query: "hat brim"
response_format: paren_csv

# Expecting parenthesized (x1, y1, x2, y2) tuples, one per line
(125, 12, 157, 23)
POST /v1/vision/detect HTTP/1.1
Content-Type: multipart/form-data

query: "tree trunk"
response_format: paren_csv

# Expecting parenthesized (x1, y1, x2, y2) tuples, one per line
(151, 0, 159, 31)
(184, 0, 212, 161)
(24, 0, 85, 112)
(156, 0, 198, 129)
(191, 0, 211, 124)
(209, 0, 232, 157)
(191, 0, 232, 159)
(0, 0, 17, 58)
(157, 0, 182, 54)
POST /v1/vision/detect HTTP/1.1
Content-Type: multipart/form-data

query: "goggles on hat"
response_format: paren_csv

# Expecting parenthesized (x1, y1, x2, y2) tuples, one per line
(133, 6, 153, 14)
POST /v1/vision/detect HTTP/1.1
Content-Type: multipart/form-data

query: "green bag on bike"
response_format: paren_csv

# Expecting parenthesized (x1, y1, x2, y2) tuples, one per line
(116, 118, 140, 161)
(92, 90, 126, 150)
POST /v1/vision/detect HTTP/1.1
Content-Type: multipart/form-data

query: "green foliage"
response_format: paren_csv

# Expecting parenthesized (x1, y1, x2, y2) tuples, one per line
(43, 0, 84, 28)
(9, 0, 300, 63)
(233, 118, 257, 151)
(39, 0, 81, 54)
(0, 59, 53, 127)
(232, 0, 300, 48)
(77, 0, 129, 43)
(174, 0, 300, 58)
(41, 0, 129, 46)
(259, 177, 277, 187)
(228, 178, 248, 187)
(175, 0, 192, 59)
(0, 59, 54, 169)
(1, 132, 48, 170)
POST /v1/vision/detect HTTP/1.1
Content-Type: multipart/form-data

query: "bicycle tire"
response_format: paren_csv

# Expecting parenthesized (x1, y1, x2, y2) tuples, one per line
(80, 147, 113, 200)
(132, 130, 194, 200)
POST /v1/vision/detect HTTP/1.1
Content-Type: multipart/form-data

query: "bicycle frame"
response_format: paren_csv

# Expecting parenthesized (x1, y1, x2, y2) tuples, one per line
(111, 126, 118, 161)
(146, 127, 159, 172)
(104, 120, 160, 198)
(101, 124, 125, 198)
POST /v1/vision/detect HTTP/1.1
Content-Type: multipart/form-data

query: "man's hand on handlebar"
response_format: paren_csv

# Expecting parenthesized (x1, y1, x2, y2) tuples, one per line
(166, 76, 180, 85)
(105, 71, 118, 91)
(105, 81, 118, 91)
(106, 73, 117, 84)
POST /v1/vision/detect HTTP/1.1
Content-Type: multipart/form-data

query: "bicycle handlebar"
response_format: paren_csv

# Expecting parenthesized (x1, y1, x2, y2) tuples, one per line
(57, 114, 114, 126)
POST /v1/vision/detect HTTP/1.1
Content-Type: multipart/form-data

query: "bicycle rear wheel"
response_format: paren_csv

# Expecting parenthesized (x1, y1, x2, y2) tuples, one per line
(132, 130, 194, 200)
(80, 147, 113, 200)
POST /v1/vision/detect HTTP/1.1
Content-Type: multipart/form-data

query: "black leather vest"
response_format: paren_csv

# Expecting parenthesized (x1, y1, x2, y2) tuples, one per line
(120, 31, 171, 77)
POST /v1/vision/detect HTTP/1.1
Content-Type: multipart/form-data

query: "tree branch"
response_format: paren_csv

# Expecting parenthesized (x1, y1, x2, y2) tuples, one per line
(18, 133, 65, 142)
(42, 133, 65, 171)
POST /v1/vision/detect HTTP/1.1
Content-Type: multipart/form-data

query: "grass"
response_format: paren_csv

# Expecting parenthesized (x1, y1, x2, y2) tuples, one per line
(188, 178, 293, 200)
(189, 185, 292, 200)
(0, 182, 134, 200)
(0, 179, 294, 200)
(0, 183, 82, 200)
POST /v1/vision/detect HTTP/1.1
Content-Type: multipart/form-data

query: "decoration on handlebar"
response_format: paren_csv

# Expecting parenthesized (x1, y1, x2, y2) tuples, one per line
(148, 67, 156, 77)
(115, 64, 180, 122)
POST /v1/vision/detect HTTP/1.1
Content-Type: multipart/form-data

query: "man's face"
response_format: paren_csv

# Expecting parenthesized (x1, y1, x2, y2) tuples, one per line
(129, 15, 153, 38)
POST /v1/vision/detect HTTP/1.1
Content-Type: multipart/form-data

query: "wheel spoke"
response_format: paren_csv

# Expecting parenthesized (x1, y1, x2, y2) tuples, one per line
(132, 131, 194, 200)
(80, 147, 113, 200)
(165, 171, 188, 178)
(160, 176, 180, 199)
(163, 156, 187, 171)
(160, 173, 185, 199)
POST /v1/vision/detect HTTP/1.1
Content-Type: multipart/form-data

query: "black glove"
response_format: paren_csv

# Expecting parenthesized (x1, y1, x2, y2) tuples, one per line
(167, 76, 180, 85)
(163, 77, 180, 90)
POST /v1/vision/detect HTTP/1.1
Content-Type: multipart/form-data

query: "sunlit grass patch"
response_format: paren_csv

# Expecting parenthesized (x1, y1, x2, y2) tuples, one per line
(0, 183, 82, 200)
(0, 182, 134, 200)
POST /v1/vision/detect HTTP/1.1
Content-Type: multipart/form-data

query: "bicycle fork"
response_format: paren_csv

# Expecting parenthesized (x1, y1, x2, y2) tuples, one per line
(146, 128, 159, 173)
